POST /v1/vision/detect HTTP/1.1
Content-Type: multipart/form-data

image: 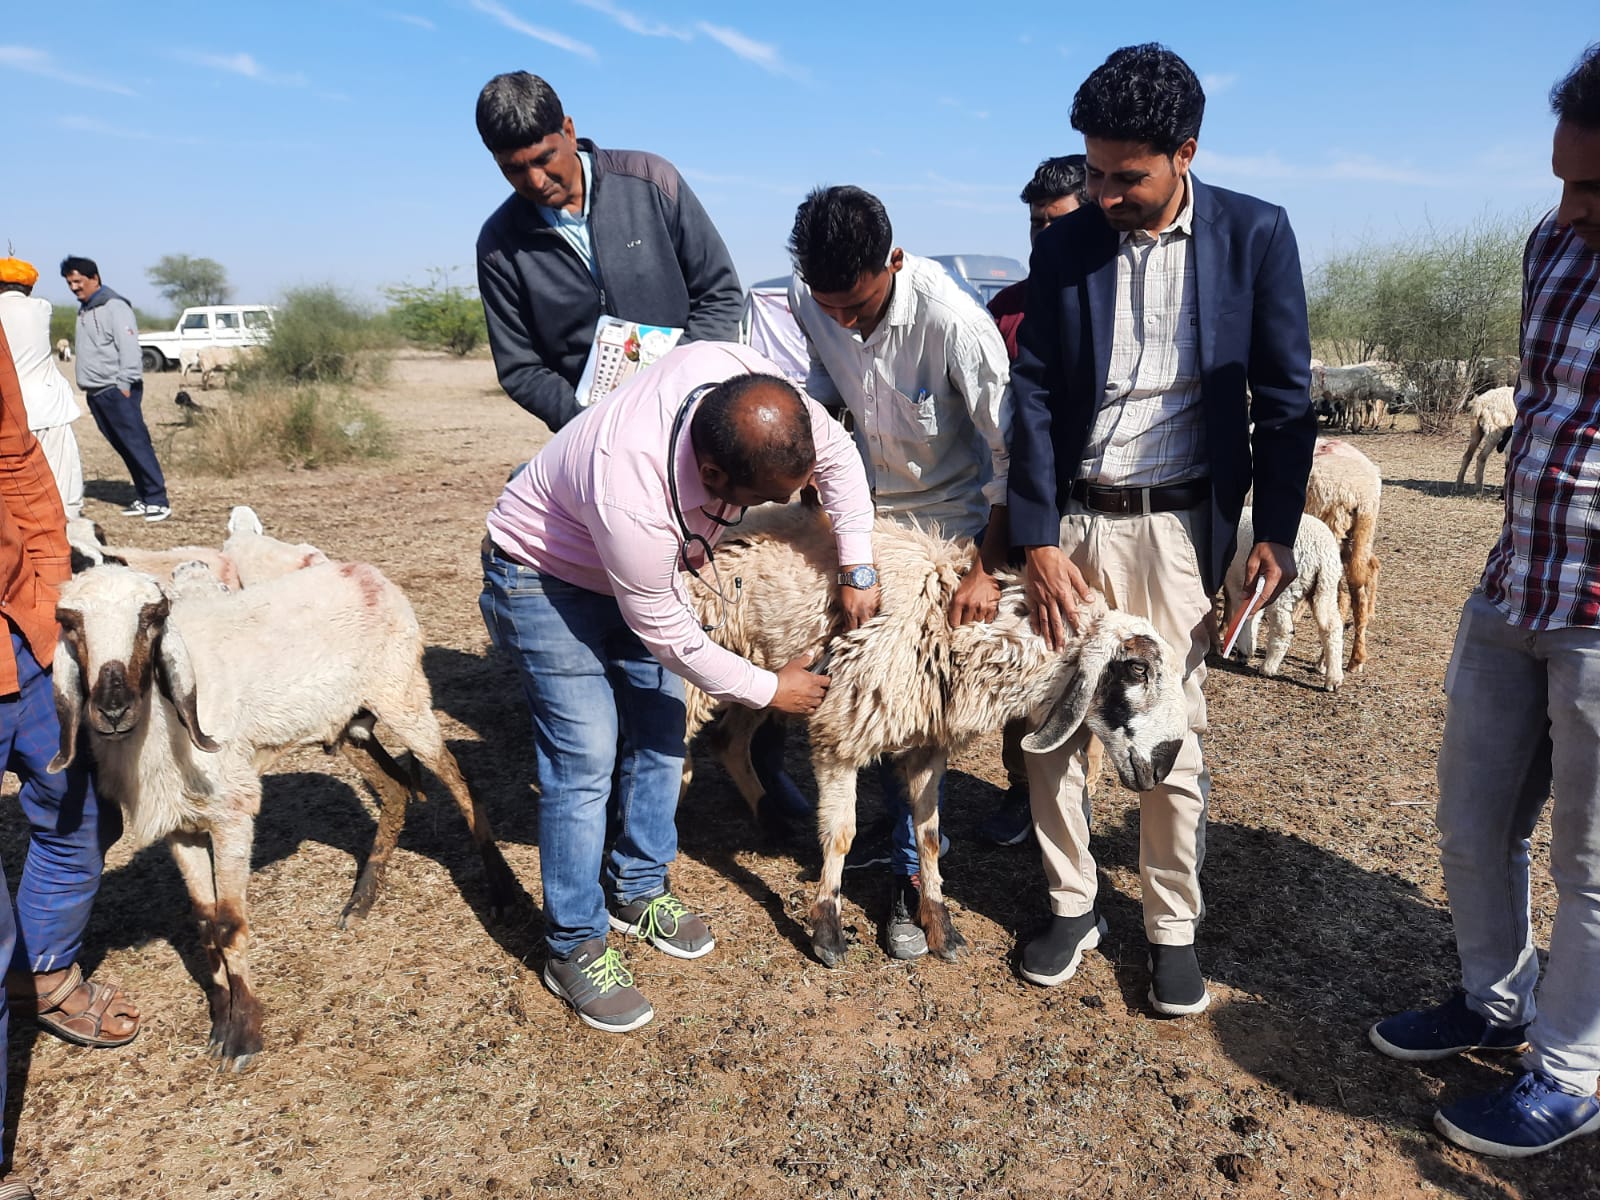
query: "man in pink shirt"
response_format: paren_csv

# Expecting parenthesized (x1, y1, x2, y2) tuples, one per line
(481, 341, 877, 1032)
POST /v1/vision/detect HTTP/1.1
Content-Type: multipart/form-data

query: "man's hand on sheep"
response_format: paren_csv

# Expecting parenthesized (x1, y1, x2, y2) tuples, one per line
(769, 653, 831, 715)
(837, 575, 881, 630)
(1024, 544, 1094, 651)
(949, 562, 1002, 627)
(1243, 540, 1298, 606)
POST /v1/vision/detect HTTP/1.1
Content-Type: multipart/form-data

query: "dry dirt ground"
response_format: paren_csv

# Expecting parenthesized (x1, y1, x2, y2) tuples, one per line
(2, 354, 1591, 1200)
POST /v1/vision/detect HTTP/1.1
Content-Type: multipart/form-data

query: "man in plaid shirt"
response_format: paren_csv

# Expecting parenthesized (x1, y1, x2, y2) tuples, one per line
(1370, 43, 1600, 1159)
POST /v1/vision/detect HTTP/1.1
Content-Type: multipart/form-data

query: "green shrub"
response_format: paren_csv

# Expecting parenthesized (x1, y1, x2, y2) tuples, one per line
(50, 305, 76, 349)
(242, 285, 394, 386)
(183, 385, 393, 475)
(385, 270, 487, 356)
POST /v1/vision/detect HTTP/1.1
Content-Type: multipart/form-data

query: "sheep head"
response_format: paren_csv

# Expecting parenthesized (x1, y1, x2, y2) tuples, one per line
(1023, 611, 1187, 792)
(49, 566, 220, 771)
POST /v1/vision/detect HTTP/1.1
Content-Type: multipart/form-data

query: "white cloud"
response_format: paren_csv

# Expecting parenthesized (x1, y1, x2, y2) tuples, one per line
(1201, 72, 1238, 95)
(175, 50, 309, 87)
(468, 0, 597, 59)
(695, 22, 805, 80)
(1198, 148, 1441, 187)
(0, 45, 136, 95)
(573, 0, 690, 40)
(681, 168, 804, 196)
(384, 11, 436, 30)
(57, 115, 203, 145)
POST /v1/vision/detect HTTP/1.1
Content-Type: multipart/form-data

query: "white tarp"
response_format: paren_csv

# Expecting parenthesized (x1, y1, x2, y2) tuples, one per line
(739, 283, 808, 384)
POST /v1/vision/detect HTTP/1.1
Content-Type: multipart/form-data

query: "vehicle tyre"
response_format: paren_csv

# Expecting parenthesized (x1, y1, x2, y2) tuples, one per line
(141, 347, 166, 373)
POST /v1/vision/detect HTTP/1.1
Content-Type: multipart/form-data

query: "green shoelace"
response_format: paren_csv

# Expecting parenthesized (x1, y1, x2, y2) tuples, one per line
(581, 947, 635, 991)
(629, 894, 691, 943)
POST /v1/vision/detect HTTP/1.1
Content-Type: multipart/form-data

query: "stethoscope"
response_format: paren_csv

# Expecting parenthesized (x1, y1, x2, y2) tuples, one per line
(667, 383, 744, 632)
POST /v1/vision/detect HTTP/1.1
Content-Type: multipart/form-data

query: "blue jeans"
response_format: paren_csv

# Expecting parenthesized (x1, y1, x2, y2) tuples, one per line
(85, 383, 168, 506)
(1, 632, 113, 1165)
(479, 551, 687, 958)
(1438, 590, 1600, 1094)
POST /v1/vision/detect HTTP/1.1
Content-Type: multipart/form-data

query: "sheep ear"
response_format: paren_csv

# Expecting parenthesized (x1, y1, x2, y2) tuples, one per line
(48, 633, 84, 772)
(1022, 622, 1120, 754)
(154, 624, 221, 753)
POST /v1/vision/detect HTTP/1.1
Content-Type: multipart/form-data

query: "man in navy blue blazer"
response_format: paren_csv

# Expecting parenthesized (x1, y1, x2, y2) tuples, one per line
(1007, 44, 1316, 1016)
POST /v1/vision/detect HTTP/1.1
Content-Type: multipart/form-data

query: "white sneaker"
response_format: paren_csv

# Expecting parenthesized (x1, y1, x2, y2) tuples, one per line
(143, 504, 172, 523)
(120, 500, 149, 517)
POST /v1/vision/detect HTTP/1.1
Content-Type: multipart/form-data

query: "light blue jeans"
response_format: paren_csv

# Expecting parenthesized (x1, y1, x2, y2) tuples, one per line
(479, 551, 687, 958)
(1438, 590, 1600, 1094)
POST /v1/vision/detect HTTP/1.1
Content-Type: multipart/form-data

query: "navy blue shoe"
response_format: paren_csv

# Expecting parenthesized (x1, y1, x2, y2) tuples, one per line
(1434, 1070, 1600, 1158)
(1369, 991, 1529, 1062)
(977, 783, 1033, 847)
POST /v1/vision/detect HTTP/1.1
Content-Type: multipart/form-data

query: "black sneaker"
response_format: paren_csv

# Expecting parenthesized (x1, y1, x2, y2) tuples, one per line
(1019, 910, 1105, 986)
(542, 937, 653, 1033)
(608, 892, 715, 960)
(1148, 943, 1210, 1015)
(120, 500, 150, 517)
(977, 783, 1033, 846)
(884, 875, 928, 960)
(843, 818, 950, 872)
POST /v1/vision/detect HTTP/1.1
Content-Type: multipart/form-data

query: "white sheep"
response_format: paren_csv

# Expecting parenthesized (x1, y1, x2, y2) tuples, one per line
(1305, 438, 1382, 673)
(1455, 386, 1517, 496)
(50, 562, 517, 1069)
(681, 506, 1189, 967)
(1224, 507, 1345, 692)
(55, 337, 72, 362)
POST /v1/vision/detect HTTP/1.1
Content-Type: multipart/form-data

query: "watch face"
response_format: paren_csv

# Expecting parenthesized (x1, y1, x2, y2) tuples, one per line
(847, 565, 877, 588)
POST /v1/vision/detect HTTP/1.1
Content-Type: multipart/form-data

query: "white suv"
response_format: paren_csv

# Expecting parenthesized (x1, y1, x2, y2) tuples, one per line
(139, 304, 275, 372)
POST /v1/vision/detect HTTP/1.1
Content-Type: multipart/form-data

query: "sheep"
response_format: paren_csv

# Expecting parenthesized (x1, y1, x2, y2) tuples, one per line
(180, 345, 257, 390)
(1304, 438, 1382, 673)
(55, 337, 72, 362)
(50, 562, 518, 1069)
(680, 506, 1189, 967)
(1454, 385, 1517, 496)
(65, 506, 327, 595)
(1223, 507, 1345, 692)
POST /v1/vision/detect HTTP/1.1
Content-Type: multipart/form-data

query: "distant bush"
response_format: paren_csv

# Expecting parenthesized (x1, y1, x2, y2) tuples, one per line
(1307, 213, 1524, 432)
(385, 270, 487, 356)
(50, 305, 75, 349)
(242, 286, 394, 386)
(183, 385, 393, 475)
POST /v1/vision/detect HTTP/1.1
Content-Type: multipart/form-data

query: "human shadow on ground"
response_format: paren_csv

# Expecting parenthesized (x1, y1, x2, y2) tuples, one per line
(1072, 807, 1584, 1198)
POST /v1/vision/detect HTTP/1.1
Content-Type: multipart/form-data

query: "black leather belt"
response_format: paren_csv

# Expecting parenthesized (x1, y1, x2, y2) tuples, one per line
(1068, 478, 1209, 516)
(482, 535, 517, 563)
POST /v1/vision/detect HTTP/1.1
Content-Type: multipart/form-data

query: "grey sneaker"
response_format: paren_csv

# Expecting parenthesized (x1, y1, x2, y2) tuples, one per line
(542, 937, 653, 1033)
(885, 875, 928, 960)
(609, 892, 715, 960)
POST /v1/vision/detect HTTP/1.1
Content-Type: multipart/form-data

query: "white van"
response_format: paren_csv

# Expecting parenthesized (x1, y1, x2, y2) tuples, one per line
(139, 304, 276, 372)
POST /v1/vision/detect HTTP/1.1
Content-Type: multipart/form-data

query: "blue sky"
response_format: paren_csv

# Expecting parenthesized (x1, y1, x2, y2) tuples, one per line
(2, 2, 1589, 317)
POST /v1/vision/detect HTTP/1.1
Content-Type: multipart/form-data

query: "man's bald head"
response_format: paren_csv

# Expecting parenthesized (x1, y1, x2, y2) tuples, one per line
(690, 374, 815, 499)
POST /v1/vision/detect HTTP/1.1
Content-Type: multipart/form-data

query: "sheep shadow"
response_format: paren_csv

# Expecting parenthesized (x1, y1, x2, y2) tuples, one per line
(1073, 808, 1581, 1197)
(1384, 476, 1501, 501)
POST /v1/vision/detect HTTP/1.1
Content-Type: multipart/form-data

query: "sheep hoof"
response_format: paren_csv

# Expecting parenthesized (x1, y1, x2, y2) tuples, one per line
(810, 899, 849, 967)
(223, 1052, 258, 1074)
(931, 926, 968, 962)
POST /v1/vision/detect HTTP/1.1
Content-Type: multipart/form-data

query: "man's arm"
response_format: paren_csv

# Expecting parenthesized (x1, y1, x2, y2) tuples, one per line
(948, 316, 1014, 624)
(787, 284, 846, 414)
(804, 392, 879, 628)
(667, 173, 743, 343)
(1244, 207, 1317, 563)
(477, 252, 583, 431)
(108, 298, 142, 392)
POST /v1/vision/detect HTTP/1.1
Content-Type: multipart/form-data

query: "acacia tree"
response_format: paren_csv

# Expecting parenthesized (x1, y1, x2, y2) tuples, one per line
(146, 254, 232, 311)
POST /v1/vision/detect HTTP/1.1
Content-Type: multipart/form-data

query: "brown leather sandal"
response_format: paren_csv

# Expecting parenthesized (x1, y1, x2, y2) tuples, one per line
(27, 963, 140, 1049)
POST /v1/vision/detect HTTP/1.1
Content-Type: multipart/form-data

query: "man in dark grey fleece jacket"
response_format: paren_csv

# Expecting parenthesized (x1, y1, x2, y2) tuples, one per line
(475, 72, 743, 432)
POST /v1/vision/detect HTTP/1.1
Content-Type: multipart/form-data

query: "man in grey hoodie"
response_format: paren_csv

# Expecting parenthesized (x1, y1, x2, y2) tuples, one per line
(59, 256, 170, 522)
(474, 72, 743, 432)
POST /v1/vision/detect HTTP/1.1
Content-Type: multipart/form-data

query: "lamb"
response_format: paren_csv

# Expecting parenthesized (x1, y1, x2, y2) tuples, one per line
(1223, 507, 1345, 692)
(65, 506, 327, 593)
(681, 506, 1189, 967)
(50, 561, 518, 1069)
(1455, 386, 1517, 496)
(55, 337, 72, 362)
(1304, 438, 1382, 672)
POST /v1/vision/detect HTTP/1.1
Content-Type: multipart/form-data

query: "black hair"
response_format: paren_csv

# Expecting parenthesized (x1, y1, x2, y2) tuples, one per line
(476, 71, 566, 154)
(59, 255, 99, 280)
(0, 283, 30, 296)
(787, 186, 893, 294)
(1070, 43, 1205, 157)
(1021, 154, 1089, 205)
(690, 374, 814, 489)
(1551, 43, 1600, 128)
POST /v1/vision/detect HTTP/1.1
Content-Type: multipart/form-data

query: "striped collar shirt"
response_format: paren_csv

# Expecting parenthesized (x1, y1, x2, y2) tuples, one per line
(1483, 213, 1600, 630)
(790, 253, 1011, 538)
(1081, 176, 1206, 488)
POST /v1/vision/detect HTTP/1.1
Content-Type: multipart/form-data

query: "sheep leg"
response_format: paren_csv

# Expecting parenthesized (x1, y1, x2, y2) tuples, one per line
(1258, 600, 1293, 677)
(902, 749, 963, 961)
(1083, 737, 1105, 801)
(378, 704, 519, 918)
(337, 736, 418, 928)
(808, 756, 858, 967)
(1312, 571, 1345, 692)
(1456, 427, 1482, 491)
(705, 705, 772, 816)
(1475, 440, 1495, 496)
(198, 810, 265, 1071)
(166, 831, 235, 1055)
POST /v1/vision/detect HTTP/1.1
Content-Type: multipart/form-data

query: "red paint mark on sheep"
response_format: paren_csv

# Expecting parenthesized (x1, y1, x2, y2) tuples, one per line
(339, 561, 386, 608)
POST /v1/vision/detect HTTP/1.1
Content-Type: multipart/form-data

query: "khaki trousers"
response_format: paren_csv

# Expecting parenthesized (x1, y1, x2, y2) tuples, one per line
(1026, 500, 1212, 945)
